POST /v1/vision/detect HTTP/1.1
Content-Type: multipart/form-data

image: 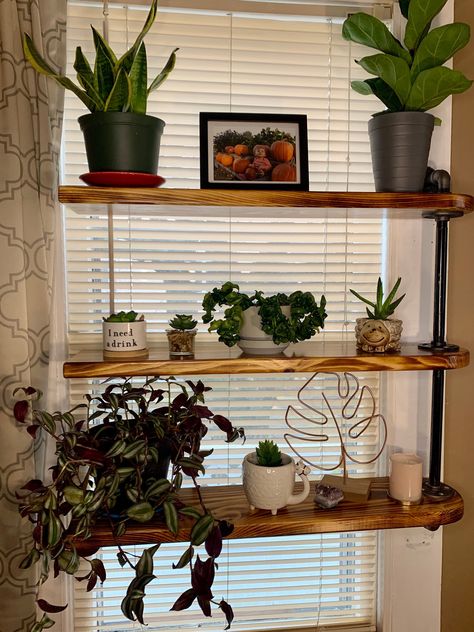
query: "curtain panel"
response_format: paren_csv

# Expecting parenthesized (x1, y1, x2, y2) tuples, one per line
(0, 1, 66, 630)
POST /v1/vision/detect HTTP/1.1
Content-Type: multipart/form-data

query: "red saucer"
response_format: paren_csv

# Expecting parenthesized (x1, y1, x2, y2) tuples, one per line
(79, 171, 166, 187)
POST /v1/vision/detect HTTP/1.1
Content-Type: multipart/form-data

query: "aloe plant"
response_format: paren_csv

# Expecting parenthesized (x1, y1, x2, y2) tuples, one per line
(342, 0, 472, 119)
(23, 0, 178, 113)
(256, 440, 282, 467)
(350, 277, 405, 320)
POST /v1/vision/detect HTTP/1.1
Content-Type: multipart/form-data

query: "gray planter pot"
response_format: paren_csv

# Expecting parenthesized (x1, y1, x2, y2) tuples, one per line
(368, 112, 435, 193)
(79, 112, 165, 174)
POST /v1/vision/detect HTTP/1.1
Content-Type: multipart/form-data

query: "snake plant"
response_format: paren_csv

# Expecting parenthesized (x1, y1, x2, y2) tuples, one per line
(23, 0, 178, 114)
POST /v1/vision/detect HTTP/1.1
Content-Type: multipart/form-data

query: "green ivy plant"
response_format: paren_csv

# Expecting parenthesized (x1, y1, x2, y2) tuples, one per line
(342, 0, 472, 120)
(23, 0, 178, 113)
(350, 277, 405, 320)
(202, 281, 327, 347)
(14, 377, 244, 630)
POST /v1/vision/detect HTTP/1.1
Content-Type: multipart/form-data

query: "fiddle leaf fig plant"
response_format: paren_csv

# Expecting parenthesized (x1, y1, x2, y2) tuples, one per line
(14, 377, 244, 630)
(23, 0, 178, 113)
(202, 281, 327, 347)
(342, 0, 472, 119)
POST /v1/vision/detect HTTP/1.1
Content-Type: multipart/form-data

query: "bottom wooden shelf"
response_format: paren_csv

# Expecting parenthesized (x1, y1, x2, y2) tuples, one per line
(74, 478, 463, 555)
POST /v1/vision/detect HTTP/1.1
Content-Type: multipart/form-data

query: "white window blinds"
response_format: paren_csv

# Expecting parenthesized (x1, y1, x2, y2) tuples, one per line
(62, 2, 384, 631)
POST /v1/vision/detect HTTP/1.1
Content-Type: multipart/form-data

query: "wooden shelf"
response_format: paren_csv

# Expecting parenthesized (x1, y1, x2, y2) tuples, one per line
(74, 478, 463, 555)
(58, 188, 474, 218)
(63, 341, 469, 378)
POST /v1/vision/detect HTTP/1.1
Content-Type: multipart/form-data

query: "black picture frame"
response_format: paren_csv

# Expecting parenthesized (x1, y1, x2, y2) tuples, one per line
(199, 112, 309, 190)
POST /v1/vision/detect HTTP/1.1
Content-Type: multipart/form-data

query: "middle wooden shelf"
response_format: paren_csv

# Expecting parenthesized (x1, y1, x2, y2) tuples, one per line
(74, 478, 463, 555)
(63, 340, 469, 378)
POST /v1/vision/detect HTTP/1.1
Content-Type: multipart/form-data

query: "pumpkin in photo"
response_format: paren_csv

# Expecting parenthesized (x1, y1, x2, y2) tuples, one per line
(233, 157, 251, 174)
(271, 162, 296, 182)
(234, 144, 249, 156)
(225, 145, 235, 154)
(216, 152, 234, 167)
(271, 140, 294, 162)
(245, 166, 257, 180)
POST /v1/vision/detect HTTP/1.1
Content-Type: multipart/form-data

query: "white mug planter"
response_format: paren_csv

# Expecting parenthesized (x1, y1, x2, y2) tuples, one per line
(238, 305, 291, 356)
(103, 320, 148, 359)
(355, 317, 402, 353)
(242, 452, 310, 515)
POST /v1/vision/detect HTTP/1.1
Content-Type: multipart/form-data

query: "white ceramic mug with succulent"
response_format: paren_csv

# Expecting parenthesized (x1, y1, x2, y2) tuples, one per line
(350, 277, 405, 353)
(166, 314, 198, 356)
(102, 310, 148, 358)
(242, 440, 310, 515)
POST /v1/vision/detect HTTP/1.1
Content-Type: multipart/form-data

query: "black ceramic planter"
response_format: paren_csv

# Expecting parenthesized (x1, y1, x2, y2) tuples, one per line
(78, 112, 165, 174)
(368, 111, 435, 193)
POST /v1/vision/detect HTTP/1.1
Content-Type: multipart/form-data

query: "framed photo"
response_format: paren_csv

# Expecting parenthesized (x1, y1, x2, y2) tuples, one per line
(199, 112, 309, 190)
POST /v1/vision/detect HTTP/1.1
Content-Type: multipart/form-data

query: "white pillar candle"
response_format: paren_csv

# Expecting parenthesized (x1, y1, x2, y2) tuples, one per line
(389, 452, 423, 503)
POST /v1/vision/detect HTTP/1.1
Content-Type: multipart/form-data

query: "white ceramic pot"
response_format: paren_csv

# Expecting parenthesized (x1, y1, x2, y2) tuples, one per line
(242, 452, 310, 515)
(237, 305, 291, 356)
(103, 320, 147, 353)
(355, 317, 402, 353)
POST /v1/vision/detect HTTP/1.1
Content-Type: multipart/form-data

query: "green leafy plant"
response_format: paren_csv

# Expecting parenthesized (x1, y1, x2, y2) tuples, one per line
(14, 377, 244, 630)
(103, 310, 143, 323)
(202, 282, 327, 347)
(342, 0, 472, 119)
(350, 277, 405, 320)
(255, 440, 282, 467)
(169, 314, 198, 330)
(23, 0, 178, 113)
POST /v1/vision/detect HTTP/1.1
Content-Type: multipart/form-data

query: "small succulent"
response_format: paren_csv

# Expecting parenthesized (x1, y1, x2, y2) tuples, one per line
(350, 277, 405, 320)
(103, 310, 143, 323)
(255, 440, 282, 467)
(169, 314, 198, 330)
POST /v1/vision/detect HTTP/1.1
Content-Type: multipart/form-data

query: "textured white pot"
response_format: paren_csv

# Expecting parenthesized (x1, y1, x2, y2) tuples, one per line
(355, 317, 402, 353)
(242, 452, 310, 515)
(103, 320, 147, 353)
(237, 305, 291, 356)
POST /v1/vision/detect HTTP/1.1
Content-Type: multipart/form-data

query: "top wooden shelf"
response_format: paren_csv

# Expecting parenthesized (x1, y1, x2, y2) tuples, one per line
(58, 188, 474, 218)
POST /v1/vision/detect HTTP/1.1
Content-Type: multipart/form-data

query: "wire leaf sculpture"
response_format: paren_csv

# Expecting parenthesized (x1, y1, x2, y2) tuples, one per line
(284, 372, 387, 478)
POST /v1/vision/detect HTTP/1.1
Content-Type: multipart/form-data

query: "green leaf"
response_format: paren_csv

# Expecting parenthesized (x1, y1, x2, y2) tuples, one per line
(147, 47, 179, 94)
(126, 502, 155, 523)
(404, 0, 448, 52)
(342, 13, 411, 65)
(63, 485, 84, 505)
(163, 500, 179, 535)
(116, 0, 158, 73)
(179, 506, 203, 520)
(172, 546, 194, 569)
(190, 514, 214, 546)
(352, 78, 403, 111)
(104, 68, 131, 112)
(92, 27, 116, 102)
(406, 66, 473, 111)
(135, 544, 160, 575)
(121, 438, 147, 459)
(129, 42, 148, 114)
(356, 53, 412, 106)
(144, 478, 170, 499)
(411, 23, 471, 78)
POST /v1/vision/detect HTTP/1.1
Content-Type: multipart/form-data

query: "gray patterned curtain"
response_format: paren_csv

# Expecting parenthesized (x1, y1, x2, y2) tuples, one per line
(0, 1, 67, 630)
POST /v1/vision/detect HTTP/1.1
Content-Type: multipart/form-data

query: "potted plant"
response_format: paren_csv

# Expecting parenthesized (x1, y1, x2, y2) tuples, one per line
(13, 377, 244, 630)
(23, 0, 178, 175)
(242, 440, 310, 515)
(166, 314, 198, 356)
(102, 310, 147, 358)
(350, 277, 406, 352)
(342, 0, 472, 192)
(202, 281, 327, 356)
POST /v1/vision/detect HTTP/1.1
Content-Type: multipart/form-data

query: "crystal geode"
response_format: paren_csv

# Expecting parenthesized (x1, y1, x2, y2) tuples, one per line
(314, 483, 344, 509)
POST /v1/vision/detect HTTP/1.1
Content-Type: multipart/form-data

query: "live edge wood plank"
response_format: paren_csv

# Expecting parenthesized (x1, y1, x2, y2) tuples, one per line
(74, 478, 463, 555)
(58, 188, 474, 213)
(63, 342, 469, 378)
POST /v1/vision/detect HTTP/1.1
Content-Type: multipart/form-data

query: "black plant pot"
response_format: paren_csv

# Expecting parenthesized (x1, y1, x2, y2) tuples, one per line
(368, 111, 435, 193)
(78, 112, 165, 174)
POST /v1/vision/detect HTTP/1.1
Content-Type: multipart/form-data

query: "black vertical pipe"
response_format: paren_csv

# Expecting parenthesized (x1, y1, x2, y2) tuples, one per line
(432, 219, 448, 347)
(428, 369, 445, 490)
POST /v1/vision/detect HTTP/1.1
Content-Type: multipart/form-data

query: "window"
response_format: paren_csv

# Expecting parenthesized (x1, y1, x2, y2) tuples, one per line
(62, 1, 388, 630)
